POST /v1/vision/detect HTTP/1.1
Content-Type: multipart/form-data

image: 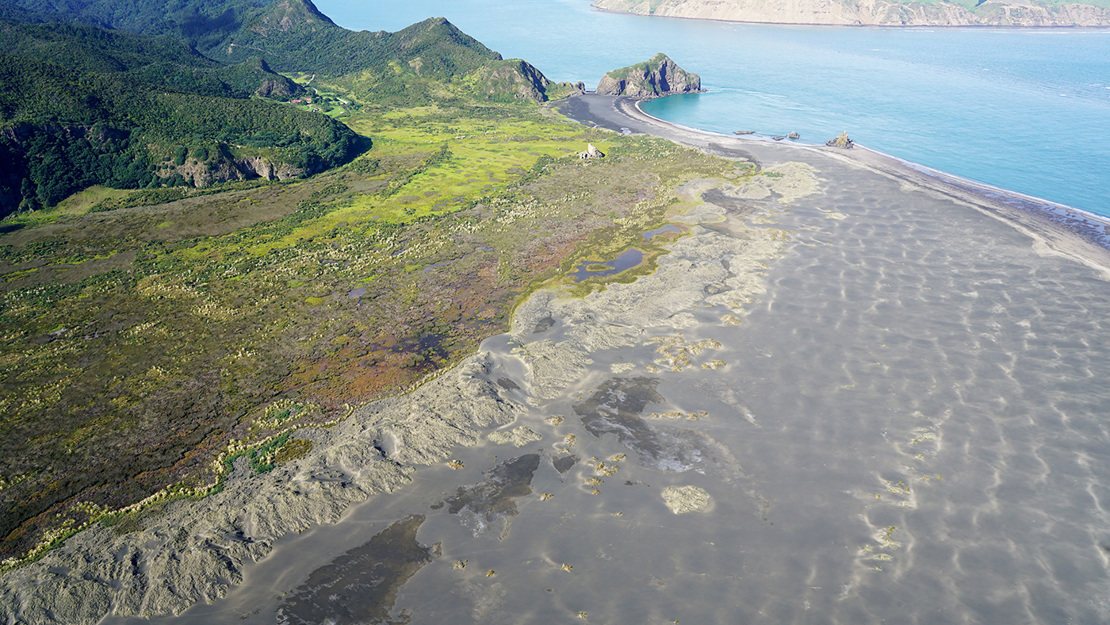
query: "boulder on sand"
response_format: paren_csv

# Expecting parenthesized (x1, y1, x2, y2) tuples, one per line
(826, 132, 854, 149)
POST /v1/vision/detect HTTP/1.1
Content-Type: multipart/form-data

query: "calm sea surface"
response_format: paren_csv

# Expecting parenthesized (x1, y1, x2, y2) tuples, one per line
(315, 0, 1110, 218)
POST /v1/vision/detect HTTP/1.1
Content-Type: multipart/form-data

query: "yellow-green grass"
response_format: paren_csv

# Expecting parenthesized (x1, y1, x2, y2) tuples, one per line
(236, 108, 613, 256)
(2, 186, 130, 228)
(0, 93, 736, 569)
(334, 110, 610, 223)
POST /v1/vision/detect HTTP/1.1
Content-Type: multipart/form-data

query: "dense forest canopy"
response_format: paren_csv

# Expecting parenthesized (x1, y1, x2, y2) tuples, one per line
(1, 0, 273, 49)
(0, 18, 360, 213)
(0, 0, 576, 216)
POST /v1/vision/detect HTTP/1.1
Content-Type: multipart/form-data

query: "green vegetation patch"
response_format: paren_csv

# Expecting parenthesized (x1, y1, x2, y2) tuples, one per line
(0, 0, 746, 570)
(0, 90, 732, 568)
(0, 20, 361, 218)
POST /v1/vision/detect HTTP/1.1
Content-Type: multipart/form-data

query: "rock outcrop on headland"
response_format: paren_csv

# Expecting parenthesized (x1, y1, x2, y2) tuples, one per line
(593, 0, 1110, 27)
(474, 59, 587, 102)
(827, 132, 855, 148)
(596, 53, 702, 98)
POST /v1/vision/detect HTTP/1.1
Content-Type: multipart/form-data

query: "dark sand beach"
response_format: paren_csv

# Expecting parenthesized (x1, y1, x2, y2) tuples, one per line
(559, 94, 1110, 272)
(5, 94, 1110, 625)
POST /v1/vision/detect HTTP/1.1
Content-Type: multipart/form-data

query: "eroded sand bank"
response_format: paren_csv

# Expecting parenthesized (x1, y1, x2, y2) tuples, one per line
(5, 96, 1110, 625)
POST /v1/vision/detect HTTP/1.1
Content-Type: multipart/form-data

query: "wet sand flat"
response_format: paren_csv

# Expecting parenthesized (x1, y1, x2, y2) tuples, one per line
(175, 110, 1110, 623)
(7, 96, 1110, 625)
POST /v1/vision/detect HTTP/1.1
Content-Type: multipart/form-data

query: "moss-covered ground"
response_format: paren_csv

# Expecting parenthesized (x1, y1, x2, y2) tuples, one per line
(0, 91, 738, 567)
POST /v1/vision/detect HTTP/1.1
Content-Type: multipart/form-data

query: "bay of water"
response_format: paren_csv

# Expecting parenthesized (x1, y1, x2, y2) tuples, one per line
(315, 0, 1110, 218)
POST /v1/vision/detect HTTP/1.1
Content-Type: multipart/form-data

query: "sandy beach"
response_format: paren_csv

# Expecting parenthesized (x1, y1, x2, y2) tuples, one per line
(559, 94, 1110, 275)
(5, 93, 1110, 625)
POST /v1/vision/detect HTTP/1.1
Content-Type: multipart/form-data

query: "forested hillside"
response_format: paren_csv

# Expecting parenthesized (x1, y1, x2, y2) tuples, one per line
(207, 0, 580, 104)
(211, 1, 494, 75)
(1, 0, 271, 49)
(0, 0, 581, 215)
(0, 19, 303, 97)
(0, 17, 364, 215)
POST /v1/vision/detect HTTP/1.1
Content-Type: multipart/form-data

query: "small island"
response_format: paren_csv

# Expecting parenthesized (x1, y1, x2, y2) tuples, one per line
(595, 53, 703, 97)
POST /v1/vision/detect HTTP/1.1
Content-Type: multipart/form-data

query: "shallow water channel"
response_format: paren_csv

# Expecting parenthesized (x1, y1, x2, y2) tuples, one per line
(131, 148, 1110, 624)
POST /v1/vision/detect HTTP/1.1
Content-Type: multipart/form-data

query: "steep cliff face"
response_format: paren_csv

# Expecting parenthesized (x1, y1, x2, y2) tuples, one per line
(158, 155, 303, 188)
(593, 0, 1110, 26)
(972, 1, 1110, 26)
(236, 156, 302, 181)
(473, 60, 557, 102)
(596, 53, 702, 97)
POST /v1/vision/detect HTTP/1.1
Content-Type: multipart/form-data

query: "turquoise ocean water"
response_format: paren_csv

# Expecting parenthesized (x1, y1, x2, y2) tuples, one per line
(314, 0, 1110, 219)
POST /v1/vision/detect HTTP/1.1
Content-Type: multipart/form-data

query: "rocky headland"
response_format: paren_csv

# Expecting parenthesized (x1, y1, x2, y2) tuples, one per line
(595, 53, 703, 98)
(592, 0, 1110, 27)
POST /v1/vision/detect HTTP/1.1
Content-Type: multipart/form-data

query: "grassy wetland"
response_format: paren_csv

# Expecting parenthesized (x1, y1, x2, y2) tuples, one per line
(0, 86, 737, 568)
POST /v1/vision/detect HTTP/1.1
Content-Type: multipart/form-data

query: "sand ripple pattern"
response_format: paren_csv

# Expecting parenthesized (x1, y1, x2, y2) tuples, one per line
(720, 159, 1110, 623)
(9, 148, 1110, 625)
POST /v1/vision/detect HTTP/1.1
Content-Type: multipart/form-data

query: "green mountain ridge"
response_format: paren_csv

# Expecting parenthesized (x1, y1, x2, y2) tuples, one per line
(212, 10, 498, 79)
(0, 19, 302, 97)
(3, 0, 273, 49)
(0, 17, 219, 71)
(1, 0, 577, 105)
(208, 1, 579, 104)
(0, 18, 361, 213)
(0, 0, 582, 214)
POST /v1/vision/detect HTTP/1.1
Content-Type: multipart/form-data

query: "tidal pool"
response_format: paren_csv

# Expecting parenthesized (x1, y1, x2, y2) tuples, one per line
(642, 224, 682, 241)
(569, 247, 644, 282)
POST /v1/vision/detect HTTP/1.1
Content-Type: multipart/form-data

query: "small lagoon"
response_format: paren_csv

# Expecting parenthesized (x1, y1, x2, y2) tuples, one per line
(569, 248, 644, 282)
(642, 224, 682, 241)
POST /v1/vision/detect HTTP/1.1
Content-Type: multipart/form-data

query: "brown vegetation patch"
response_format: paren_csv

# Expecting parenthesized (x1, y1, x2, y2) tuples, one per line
(0, 104, 730, 565)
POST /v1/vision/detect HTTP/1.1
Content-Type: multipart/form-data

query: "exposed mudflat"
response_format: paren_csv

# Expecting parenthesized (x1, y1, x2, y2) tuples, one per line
(438, 454, 541, 539)
(5, 97, 1110, 625)
(276, 515, 439, 625)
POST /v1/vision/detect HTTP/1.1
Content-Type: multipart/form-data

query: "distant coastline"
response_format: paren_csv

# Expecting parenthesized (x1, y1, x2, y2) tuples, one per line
(557, 93, 1110, 276)
(590, 0, 1110, 28)
(591, 5, 1110, 28)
